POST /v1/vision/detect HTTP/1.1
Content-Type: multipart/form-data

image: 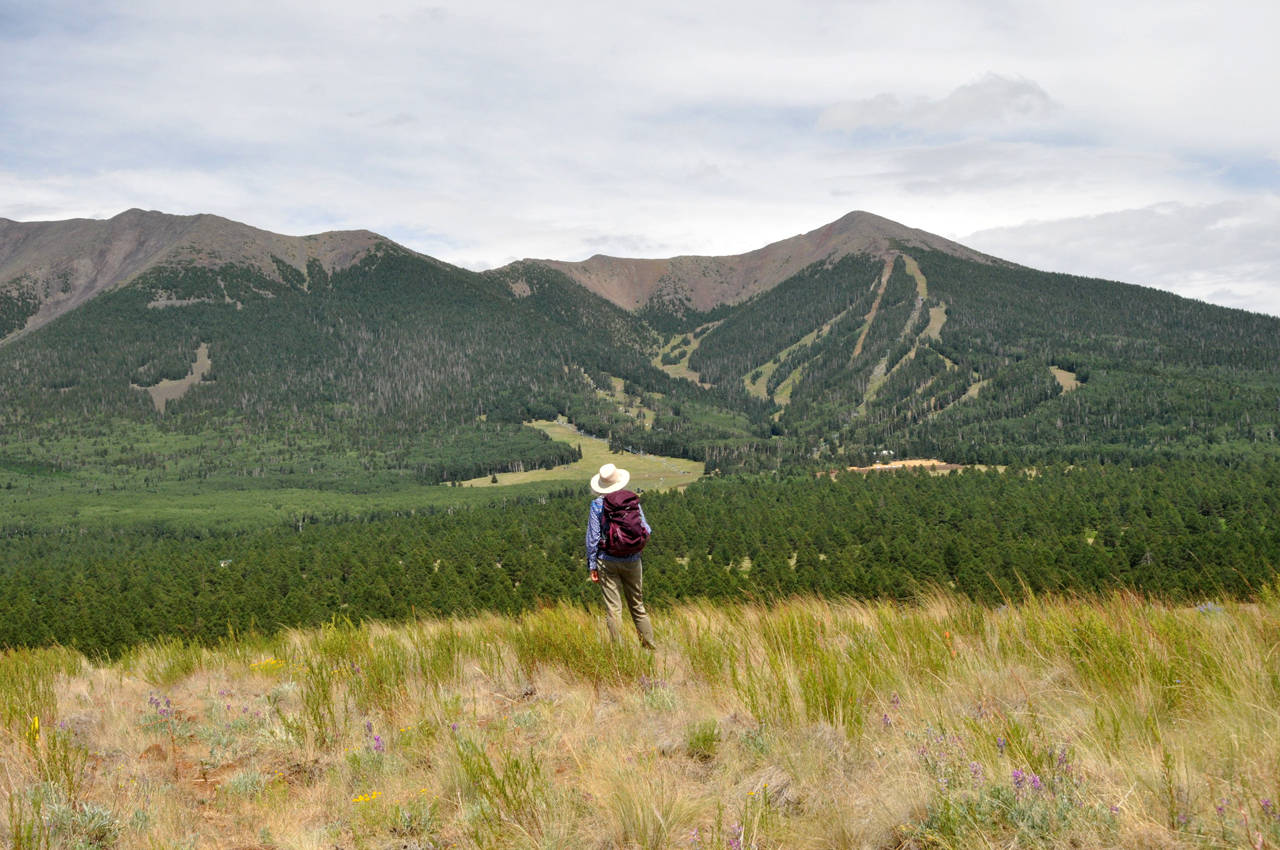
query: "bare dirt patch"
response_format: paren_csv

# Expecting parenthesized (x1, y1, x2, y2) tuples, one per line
(846, 458, 965, 474)
(147, 297, 219, 309)
(132, 343, 212, 412)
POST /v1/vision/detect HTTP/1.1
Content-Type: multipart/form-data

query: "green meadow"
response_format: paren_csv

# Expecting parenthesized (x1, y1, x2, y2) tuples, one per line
(0, 419, 700, 534)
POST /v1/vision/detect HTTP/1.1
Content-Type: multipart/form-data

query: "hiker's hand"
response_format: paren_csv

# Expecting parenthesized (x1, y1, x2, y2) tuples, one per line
(590, 569, 600, 583)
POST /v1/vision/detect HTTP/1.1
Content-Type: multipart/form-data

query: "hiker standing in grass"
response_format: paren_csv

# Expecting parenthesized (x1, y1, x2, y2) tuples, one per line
(586, 463, 656, 649)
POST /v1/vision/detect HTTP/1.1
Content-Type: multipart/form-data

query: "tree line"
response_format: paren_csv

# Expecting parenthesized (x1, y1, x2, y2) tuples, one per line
(2, 460, 1276, 655)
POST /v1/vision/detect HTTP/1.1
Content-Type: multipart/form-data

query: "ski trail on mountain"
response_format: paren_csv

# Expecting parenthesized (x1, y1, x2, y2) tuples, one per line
(851, 256, 896, 358)
(860, 256, 929, 409)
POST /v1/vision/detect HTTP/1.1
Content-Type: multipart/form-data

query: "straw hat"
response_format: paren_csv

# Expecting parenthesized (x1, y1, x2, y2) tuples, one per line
(591, 463, 630, 495)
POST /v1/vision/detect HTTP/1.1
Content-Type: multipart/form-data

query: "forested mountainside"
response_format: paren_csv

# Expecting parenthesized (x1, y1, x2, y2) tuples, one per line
(2, 208, 1278, 515)
(602, 248, 1280, 469)
(0, 238, 765, 488)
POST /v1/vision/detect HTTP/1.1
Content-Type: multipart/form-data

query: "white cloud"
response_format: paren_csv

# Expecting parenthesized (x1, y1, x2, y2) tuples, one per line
(0, 0, 1278, 313)
(817, 74, 1060, 136)
(962, 197, 1280, 316)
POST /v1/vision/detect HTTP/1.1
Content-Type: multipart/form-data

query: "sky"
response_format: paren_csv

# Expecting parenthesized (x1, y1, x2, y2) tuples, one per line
(3, 0, 1279, 315)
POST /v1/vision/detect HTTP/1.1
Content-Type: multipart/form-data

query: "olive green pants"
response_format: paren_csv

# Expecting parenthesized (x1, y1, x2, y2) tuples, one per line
(598, 558, 655, 648)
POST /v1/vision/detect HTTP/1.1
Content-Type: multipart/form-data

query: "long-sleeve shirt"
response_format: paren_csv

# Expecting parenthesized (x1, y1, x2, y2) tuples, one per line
(585, 496, 651, 572)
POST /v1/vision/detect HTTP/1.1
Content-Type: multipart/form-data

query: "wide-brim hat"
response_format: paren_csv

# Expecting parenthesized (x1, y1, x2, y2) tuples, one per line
(591, 463, 630, 495)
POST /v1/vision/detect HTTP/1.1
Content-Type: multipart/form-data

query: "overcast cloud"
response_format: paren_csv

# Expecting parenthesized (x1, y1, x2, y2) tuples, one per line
(2, 0, 1278, 314)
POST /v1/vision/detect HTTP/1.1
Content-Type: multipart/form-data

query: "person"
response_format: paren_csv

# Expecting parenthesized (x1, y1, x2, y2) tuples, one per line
(586, 462, 656, 649)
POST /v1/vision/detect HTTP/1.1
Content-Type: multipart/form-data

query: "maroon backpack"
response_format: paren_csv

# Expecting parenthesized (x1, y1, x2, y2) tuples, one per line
(599, 489, 650, 557)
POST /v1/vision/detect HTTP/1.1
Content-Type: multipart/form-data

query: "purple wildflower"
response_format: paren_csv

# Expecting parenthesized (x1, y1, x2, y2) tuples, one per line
(1011, 769, 1026, 791)
(373, 735, 385, 753)
(891, 693, 900, 707)
(1110, 805, 1120, 814)
(365, 720, 373, 734)
(882, 714, 892, 729)
(1263, 799, 1276, 819)
(997, 736, 1006, 756)
(969, 762, 984, 783)
(450, 722, 458, 733)
(1216, 800, 1227, 816)
(1030, 774, 1043, 792)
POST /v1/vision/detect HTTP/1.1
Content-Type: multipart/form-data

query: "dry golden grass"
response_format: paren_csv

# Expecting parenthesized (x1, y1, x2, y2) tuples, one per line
(4, 592, 1280, 850)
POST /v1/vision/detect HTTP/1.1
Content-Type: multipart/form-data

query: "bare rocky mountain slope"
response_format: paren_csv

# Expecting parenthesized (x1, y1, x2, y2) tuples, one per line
(1, 208, 992, 344)
(521, 210, 995, 312)
(0, 208, 385, 341)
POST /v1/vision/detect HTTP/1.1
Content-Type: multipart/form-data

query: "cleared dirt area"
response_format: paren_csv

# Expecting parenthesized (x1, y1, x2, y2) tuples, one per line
(846, 458, 964, 474)
(132, 343, 212, 412)
(458, 419, 703, 491)
(1051, 367, 1080, 392)
(147, 297, 219, 308)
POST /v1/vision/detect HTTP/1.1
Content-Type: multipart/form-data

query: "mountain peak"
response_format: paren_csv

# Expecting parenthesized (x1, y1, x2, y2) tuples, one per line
(521, 210, 994, 312)
(0, 210, 389, 342)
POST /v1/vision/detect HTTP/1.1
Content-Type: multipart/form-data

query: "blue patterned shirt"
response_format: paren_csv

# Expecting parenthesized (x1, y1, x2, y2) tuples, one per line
(585, 496, 651, 572)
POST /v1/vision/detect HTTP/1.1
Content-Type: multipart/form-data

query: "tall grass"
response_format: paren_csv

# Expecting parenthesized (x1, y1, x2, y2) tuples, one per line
(0, 646, 81, 731)
(5, 593, 1280, 850)
(505, 603, 654, 688)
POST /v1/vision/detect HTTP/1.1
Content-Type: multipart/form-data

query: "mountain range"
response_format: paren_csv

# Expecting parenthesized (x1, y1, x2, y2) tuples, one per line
(1, 206, 1278, 500)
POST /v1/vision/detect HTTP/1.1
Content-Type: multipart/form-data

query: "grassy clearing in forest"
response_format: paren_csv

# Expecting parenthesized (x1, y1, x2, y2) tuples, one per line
(653, 326, 717, 387)
(5, 592, 1280, 850)
(0, 415, 699, 532)
(459, 420, 703, 492)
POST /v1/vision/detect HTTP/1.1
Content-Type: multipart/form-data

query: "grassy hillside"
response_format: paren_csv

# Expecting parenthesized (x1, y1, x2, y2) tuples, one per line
(5, 593, 1280, 850)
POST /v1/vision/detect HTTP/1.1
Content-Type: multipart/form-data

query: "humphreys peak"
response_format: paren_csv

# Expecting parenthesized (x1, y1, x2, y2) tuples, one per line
(514, 211, 997, 313)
